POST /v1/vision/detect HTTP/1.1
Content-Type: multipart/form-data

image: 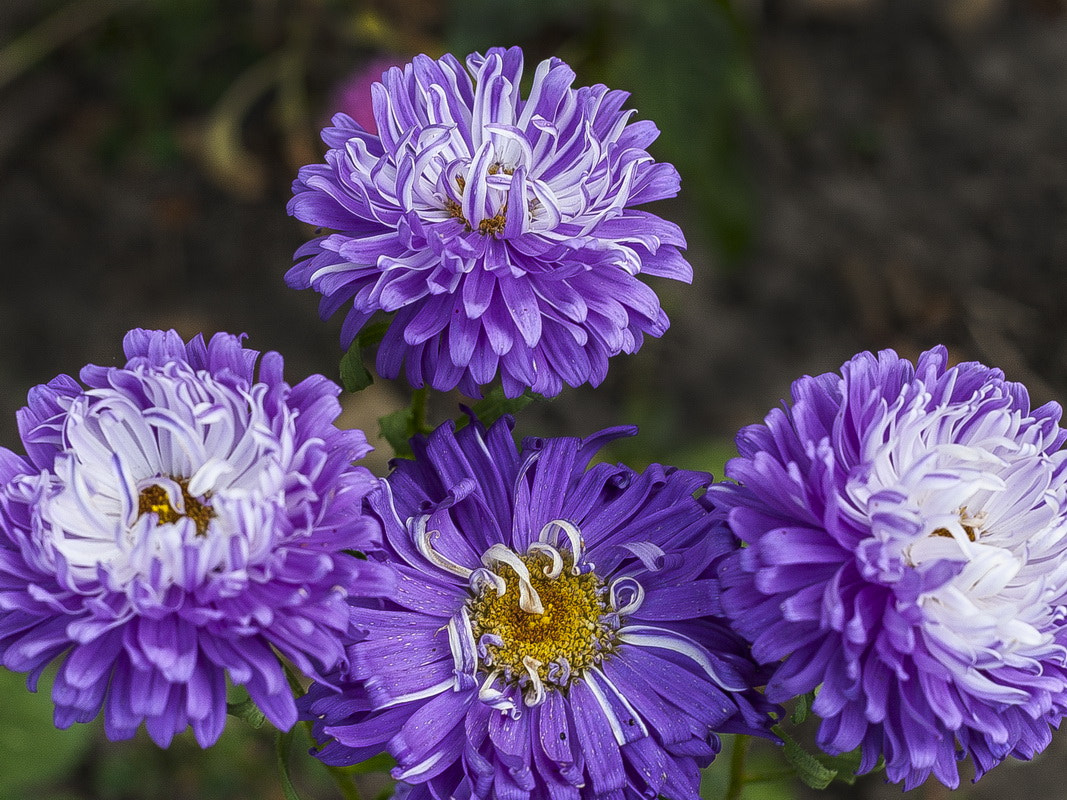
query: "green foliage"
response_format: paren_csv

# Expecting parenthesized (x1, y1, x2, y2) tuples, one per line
(774, 724, 870, 790)
(699, 735, 795, 800)
(227, 686, 266, 730)
(816, 746, 865, 786)
(455, 387, 540, 431)
(340, 341, 375, 393)
(0, 668, 93, 798)
(790, 691, 816, 726)
(379, 404, 417, 458)
(340, 320, 392, 393)
(602, 0, 761, 261)
(777, 727, 838, 790)
(275, 730, 303, 800)
(446, 0, 762, 262)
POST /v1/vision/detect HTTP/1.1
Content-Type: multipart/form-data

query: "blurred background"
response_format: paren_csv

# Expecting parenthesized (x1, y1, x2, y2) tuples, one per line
(1, 0, 1066, 797)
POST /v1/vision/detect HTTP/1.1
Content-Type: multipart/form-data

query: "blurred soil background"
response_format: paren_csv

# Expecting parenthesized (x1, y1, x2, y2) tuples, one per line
(1, 0, 1066, 798)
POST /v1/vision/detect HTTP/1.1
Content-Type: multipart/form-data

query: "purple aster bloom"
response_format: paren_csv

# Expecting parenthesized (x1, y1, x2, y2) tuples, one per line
(301, 416, 775, 800)
(713, 346, 1067, 789)
(0, 329, 390, 747)
(287, 46, 692, 398)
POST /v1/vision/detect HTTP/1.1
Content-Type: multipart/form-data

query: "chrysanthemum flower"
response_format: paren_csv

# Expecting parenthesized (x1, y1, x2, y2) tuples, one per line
(713, 346, 1067, 788)
(287, 46, 691, 398)
(302, 417, 774, 800)
(0, 329, 389, 746)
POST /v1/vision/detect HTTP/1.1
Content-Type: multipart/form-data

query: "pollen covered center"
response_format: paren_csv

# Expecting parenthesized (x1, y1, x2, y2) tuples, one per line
(443, 169, 513, 236)
(137, 480, 215, 537)
(467, 552, 614, 685)
(930, 507, 986, 542)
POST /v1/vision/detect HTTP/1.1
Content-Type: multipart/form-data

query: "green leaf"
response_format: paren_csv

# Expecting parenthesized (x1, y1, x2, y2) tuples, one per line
(776, 727, 837, 790)
(815, 745, 865, 785)
(357, 319, 392, 349)
(790, 691, 816, 726)
(226, 696, 266, 729)
(345, 751, 396, 774)
(339, 340, 374, 393)
(338, 320, 392, 393)
(379, 405, 416, 458)
(456, 387, 539, 430)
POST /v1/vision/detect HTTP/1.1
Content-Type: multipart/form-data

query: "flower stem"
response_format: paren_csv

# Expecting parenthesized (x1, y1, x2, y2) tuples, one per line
(322, 765, 363, 800)
(275, 729, 303, 800)
(724, 734, 751, 800)
(743, 768, 795, 784)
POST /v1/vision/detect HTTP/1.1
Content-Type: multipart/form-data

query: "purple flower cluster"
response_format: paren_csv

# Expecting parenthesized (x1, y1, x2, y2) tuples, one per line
(302, 417, 775, 800)
(713, 347, 1067, 788)
(5, 40, 1067, 799)
(287, 46, 691, 398)
(0, 330, 388, 746)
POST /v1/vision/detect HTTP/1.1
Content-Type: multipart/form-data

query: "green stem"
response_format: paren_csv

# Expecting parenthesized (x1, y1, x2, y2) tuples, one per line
(724, 734, 751, 800)
(275, 729, 303, 800)
(743, 768, 795, 784)
(322, 764, 363, 800)
(280, 662, 364, 800)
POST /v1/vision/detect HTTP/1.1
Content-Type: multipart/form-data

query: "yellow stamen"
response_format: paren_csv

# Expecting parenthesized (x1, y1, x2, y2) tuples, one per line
(467, 551, 614, 686)
(137, 480, 215, 537)
(930, 507, 984, 542)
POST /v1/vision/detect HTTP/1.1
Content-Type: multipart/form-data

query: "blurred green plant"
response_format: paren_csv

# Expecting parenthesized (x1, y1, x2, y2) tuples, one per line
(0, 667, 93, 799)
(0, 664, 393, 800)
(446, 0, 763, 262)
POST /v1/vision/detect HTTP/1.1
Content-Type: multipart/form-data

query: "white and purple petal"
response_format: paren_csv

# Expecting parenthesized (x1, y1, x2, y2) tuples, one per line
(715, 345, 1067, 788)
(0, 329, 389, 746)
(300, 417, 776, 799)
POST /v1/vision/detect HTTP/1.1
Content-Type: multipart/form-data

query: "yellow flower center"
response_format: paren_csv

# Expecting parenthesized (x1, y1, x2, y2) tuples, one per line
(467, 551, 615, 686)
(443, 171, 512, 236)
(137, 480, 215, 537)
(930, 507, 986, 542)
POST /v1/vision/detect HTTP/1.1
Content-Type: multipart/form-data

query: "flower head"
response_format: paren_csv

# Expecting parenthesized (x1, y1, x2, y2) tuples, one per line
(0, 329, 389, 746)
(287, 46, 692, 398)
(713, 346, 1067, 788)
(302, 417, 774, 800)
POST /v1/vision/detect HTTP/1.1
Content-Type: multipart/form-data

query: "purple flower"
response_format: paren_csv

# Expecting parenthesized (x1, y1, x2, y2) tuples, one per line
(302, 417, 774, 800)
(0, 330, 389, 747)
(713, 346, 1067, 788)
(287, 46, 692, 398)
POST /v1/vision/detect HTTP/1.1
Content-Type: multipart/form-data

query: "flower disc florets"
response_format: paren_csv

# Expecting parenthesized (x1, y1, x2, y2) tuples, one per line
(713, 346, 1067, 788)
(467, 543, 615, 691)
(301, 417, 775, 800)
(0, 329, 390, 746)
(287, 46, 692, 398)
